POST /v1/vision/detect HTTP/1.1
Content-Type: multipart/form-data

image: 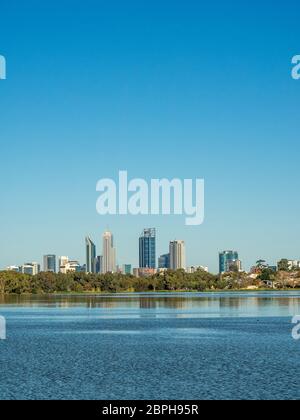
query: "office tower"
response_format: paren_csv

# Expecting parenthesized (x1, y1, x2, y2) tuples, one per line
(20, 262, 40, 276)
(219, 250, 240, 274)
(43, 255, 56, 273)
(158, 253, 170, 269)
(95, 255, 103, 274)
(139, 228, 156, 269)
(123, 264, 132, 275)
(169, 240, 186, 270)
(85, 236, 96, 273)
(102, 231, 116, 273)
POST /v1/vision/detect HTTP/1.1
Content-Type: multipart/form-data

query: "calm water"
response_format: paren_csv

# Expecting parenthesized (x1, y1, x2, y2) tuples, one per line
(0, 292, 300, 400)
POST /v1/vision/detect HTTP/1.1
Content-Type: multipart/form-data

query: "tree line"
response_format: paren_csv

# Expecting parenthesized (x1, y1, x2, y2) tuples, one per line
(0, 269, 225, 295)
(0, 268, 299, 295)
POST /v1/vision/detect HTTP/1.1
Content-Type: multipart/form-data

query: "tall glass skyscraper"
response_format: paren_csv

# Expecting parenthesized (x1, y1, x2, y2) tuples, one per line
(85, 236, 96, 273)
(95, 255, 103, 274)
(219, 250, 240, 274)
(139, 228, 156, 269)
(43, 255, 56, 273)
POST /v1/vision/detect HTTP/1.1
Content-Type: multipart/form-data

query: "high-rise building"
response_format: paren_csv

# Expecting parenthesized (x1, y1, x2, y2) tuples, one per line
(158, 253, 170, 269)
(85, 236, 96, 273)
(95, 255, 103, 274)
(169, 240, 186, 270)
(43, 255, 56, 273)
(219, 251, 241, 274)
(139, 228, 156, 269)
(102, 231, 116, 273)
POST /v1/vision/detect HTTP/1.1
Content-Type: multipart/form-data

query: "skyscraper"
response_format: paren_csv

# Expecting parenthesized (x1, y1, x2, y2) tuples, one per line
(139, 228, 156, 269)
(102, 231, 116, 273)
(219, 250, 240, 274)
(85, 236, 96, 273)
(43, 255, 56, 273)
(95, 255, 103, 274)
(169, 240, 186, 270)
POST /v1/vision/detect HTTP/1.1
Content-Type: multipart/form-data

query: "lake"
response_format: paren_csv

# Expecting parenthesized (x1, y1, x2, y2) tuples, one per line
(0, 292, 300, 400)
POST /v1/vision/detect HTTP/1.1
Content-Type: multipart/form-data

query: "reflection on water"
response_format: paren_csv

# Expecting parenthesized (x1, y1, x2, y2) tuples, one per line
(0, 292, 300, 318)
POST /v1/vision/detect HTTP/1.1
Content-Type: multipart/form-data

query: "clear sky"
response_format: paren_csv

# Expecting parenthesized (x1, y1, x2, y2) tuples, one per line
(0, 0, 300, 272)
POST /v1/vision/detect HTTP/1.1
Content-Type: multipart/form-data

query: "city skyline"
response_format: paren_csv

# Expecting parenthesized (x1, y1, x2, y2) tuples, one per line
(3, 225, 300, 276)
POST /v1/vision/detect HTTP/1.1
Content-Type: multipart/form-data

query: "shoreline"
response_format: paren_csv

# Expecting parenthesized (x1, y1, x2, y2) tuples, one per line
(1, 288, 300, 297)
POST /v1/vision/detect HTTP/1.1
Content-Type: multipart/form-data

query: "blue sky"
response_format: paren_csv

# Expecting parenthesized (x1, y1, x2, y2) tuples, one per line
(0, 0, 300, 272)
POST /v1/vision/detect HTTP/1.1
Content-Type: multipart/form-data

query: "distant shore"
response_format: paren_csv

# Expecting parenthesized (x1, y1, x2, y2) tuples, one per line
(1, 288, 300, 297)
(1, 270, 300, 295)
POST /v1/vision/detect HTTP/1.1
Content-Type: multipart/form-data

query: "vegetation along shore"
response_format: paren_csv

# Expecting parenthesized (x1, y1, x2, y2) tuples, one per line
(1, 268, 300, 295)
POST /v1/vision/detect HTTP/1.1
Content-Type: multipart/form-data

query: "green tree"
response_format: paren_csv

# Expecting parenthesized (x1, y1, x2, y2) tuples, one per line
(277, 259, 289, 272)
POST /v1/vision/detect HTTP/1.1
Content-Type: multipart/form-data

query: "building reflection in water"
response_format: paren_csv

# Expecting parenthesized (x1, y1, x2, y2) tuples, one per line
(0, 293, 300, 317)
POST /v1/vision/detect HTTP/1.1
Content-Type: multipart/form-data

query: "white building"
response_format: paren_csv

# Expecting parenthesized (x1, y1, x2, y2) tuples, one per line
(65, 261, 81, 273)
(20, 262, 40, 276)
(102, 231, 116, 273)
(288, 260, 300, 270)
(186, 266, 208, 274)
(6, 266, 20, 272)
(169, 240, 186, 270)
(59, 256, 81, 273)
(59, 256, 69, 273)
